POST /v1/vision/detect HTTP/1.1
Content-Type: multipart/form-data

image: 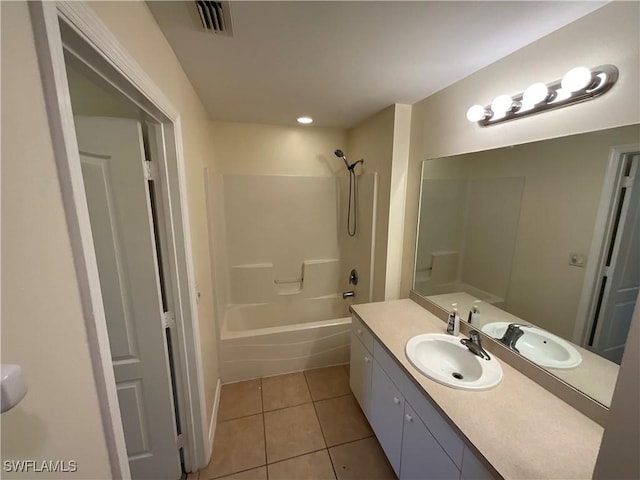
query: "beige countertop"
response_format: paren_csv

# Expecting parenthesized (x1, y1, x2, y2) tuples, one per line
(351, 299, 604, 480)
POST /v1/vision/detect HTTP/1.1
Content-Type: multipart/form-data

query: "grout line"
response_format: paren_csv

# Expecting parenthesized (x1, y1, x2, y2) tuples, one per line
(266, 446, 329, 466)
(263, 398, 314, 414)
(326, 434, 375, 450)
(312, 392, 353, 405)
(209, 464, 265, 480)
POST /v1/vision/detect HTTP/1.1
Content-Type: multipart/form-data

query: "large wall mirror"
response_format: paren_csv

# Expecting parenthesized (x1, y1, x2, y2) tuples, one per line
(413, 124, 639, 408)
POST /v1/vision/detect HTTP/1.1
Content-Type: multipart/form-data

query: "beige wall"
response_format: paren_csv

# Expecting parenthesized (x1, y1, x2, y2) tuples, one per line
(401, 1, 640, 298)
(347, 106, 396, 301)
(1, 3, 112, 477)
(86, 1, 222, 428)
(385, 104, 412, 300)
(210, 121, 346, 176)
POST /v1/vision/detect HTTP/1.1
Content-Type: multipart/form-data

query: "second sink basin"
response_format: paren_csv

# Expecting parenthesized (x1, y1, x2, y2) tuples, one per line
(405, 333, 503, 391)
(481, 322, 582, 369)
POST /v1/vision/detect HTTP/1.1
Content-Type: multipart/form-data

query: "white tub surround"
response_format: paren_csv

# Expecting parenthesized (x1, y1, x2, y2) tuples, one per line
(350, 299, 603, 479)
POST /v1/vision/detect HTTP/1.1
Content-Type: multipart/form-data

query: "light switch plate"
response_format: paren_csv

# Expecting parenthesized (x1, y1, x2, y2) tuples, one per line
(569, 253, 587, 267)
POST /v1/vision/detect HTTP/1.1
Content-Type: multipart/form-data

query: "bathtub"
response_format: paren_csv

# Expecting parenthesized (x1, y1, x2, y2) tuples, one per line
(220, 296, 352, 383)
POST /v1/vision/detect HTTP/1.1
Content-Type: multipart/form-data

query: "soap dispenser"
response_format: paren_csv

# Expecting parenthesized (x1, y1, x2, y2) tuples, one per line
(446, 304, 460, 335)
(468, 303, 481, 327)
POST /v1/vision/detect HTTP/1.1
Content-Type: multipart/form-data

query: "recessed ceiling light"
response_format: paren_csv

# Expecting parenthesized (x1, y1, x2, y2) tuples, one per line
(297, 116, 313, 124)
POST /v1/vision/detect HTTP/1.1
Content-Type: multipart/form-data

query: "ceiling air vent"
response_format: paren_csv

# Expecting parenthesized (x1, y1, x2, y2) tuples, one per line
(194, 1, 233, 36)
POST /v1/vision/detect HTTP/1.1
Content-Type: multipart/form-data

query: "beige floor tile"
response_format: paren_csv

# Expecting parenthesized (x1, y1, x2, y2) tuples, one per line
(314, 394, 373, 447)
(264, 403, 326, 463)
(304, 366, 351, 401)
(213, 466, 267, 480)
(217, 379, 262, 422)
(201, 414, 265, 479)
(262, 372, 312, 411)
(186, 472, 199, 480)
(268, 450, 336, 480)
(329, 437, 397, 480)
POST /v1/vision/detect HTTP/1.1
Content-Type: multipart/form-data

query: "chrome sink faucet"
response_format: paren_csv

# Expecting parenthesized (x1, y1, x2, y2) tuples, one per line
(498, 323, 528, 353)
(460, 330, 491, 361)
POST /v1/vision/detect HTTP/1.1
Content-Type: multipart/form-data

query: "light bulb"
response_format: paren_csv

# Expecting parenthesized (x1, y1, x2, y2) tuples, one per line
(491, 94, 514, 115)
(553, 88, 571, 103)
(297, 116, 313, 124)
(561, 67, 592, 93)
(466, 105, 487, 122)
(522, 83, 549, 106)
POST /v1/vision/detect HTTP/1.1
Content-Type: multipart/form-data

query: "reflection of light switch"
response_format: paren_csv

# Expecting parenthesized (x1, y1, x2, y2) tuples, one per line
(569, 253, 587, 267)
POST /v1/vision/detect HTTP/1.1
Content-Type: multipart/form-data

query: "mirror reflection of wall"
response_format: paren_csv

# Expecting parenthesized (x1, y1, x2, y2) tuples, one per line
(413, 124, 640, 407)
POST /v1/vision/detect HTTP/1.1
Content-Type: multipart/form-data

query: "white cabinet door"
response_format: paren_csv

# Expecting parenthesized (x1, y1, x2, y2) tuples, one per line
(400, 403, 460, 480)
(350, 332, 373, 418)
(371, 360, 405, 476)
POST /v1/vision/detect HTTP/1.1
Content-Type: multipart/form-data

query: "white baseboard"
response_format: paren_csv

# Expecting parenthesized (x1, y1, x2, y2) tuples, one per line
(206, 378, 222, 465)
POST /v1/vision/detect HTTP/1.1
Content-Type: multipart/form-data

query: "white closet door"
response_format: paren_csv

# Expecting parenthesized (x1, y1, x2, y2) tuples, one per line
(76, 116, 181, 479)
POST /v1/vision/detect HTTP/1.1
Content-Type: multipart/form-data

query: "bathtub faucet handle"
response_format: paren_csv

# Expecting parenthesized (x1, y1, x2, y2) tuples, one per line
(343, 290, 355, 299)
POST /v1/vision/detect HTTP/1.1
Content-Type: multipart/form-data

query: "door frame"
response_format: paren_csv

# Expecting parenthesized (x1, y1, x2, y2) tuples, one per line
(29, 2, 209, 476)
(573, 143, 640, 347)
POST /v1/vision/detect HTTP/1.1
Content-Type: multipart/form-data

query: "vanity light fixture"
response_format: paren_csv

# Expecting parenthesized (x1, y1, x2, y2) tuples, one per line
(297, 116, 313, 124)
(466, 65, 618, 127)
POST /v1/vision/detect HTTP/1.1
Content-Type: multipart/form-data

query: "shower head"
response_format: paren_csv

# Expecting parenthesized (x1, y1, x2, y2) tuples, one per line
(334, 149, 350, 169)
(335, 149, 364, 171)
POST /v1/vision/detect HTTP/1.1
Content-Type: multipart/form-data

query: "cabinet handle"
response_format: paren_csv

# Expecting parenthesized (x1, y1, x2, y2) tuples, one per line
(364, 356, 371, 363)
(405, 413, 413, 422)
(393, 397, 400, 405)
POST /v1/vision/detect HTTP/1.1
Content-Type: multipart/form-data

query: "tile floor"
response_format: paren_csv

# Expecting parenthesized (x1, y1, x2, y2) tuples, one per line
(188, 365, 397, 480)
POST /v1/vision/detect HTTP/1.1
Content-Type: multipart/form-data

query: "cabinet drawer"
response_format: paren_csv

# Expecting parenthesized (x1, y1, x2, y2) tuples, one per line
(351, 315, 374, 353)
(374, 339, 464, 468)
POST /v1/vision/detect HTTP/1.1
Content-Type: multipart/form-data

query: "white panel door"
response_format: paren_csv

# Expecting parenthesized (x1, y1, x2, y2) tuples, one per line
(593, 154, 640, 363)
(75, 116, 181, 479)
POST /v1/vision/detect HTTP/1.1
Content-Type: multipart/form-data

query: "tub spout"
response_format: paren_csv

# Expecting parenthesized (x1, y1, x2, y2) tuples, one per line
(342, 290, 355, 299)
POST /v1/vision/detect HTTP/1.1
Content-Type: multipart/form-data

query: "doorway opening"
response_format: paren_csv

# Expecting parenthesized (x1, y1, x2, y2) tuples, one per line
(29, 2, 209, 477)
(575, 146, 640, 364)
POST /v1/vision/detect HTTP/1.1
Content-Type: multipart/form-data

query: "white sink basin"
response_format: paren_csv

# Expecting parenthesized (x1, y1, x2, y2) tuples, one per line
(405, 334, 503, 391)
(481, 322, 582, 369)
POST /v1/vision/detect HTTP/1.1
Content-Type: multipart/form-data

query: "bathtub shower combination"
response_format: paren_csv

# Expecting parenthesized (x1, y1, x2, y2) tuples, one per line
(219, 172, 377, 383)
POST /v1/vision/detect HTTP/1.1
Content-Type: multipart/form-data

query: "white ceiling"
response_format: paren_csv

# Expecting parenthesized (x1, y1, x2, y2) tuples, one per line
(147, 1, 607, 129)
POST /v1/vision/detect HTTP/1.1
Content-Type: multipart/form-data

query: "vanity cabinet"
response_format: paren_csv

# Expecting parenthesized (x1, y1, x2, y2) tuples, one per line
(350, 315, 495, 480)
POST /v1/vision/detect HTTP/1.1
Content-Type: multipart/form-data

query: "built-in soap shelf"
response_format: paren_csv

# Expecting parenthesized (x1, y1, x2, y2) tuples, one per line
(230, 259, 340, 304)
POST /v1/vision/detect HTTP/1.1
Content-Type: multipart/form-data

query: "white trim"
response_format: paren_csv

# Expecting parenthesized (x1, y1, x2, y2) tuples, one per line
(29, 0, 209, 474)
(207, 378, 222, 464)
(28, 3, 129, 477)
(573, 143, 640, 345)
